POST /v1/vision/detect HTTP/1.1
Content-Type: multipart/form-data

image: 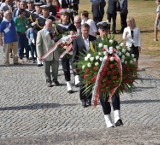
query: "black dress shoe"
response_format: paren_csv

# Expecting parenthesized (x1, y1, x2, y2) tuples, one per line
(53, 80, 60, 86)
(47, 82, 52, 87)
(86, 99, 91, 106)
(68, 90, 73, 94)
(82, 100, 87, 108)
(115, 119, 123, 127)
(37, 64, 43, 67)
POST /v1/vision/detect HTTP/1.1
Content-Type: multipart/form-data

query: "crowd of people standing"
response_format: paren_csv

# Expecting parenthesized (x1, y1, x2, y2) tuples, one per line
(0, 0, 143, 128)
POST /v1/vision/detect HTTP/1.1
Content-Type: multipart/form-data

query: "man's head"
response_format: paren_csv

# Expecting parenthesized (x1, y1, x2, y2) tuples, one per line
(40, 5, 49, 17)
(81, 10, 89, 21)
(4, 10, 12, 20)
(34, 2, 42, 13)
(74, 15, 81, 28)
(97, 21, 110, 37)
(60, 9, 70, 24)
(45, 19, 53, 31)
(20, 0, 27, 9)
(81, 23, 90, 38)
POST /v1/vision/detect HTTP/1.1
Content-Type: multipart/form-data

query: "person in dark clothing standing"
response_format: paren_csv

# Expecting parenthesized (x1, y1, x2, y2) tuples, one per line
(119, 0, 128, 33)
(107, 0, 117, 34)
(72, 23, 96, 107)
(55, 9, 77, 93)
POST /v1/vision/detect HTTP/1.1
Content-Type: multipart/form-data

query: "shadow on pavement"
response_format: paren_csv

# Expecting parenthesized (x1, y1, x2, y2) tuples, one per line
(0, 103, 78, 111)
(122, 99, 160, 104)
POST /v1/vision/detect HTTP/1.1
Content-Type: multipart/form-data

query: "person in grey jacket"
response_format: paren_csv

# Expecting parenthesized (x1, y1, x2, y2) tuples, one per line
(36, 19, 60, 87)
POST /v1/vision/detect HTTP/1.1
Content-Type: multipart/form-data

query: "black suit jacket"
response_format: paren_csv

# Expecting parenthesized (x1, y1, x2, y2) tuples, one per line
(107, 0, 117, 15)
(72, 35, 96, 69)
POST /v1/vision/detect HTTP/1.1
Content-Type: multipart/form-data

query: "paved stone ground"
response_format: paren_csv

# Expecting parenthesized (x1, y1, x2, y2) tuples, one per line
(0, 48, 160, 145)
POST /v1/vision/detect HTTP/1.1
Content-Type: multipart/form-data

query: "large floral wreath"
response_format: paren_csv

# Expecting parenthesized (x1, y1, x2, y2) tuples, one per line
(76, 35, 138, 106)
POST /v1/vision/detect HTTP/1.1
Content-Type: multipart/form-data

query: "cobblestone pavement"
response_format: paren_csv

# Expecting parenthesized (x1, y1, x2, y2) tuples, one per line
(0, 49, 160, 145)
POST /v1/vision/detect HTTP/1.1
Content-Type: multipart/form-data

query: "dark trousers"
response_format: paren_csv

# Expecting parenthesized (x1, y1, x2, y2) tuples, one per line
(120, 13, 127, 32)
(107, 13, 117, 33)
(17, 32, 29, 59)
(29, 43, 37, 60)
(99, 92, 120, 115)
(80, 84, 92, 101)
(61, 57, 71, 82)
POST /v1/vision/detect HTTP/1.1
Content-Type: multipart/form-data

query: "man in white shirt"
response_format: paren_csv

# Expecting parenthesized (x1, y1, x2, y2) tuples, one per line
(81, 10, 97, 37)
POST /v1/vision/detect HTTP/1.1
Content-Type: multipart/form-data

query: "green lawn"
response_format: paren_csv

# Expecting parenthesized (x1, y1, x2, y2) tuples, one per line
(79, 0, 160, 56)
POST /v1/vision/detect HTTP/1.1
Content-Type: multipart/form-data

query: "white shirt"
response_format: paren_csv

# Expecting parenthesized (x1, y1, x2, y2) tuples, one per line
(82, 36, 89, 51)
(81, 19, 97, 36)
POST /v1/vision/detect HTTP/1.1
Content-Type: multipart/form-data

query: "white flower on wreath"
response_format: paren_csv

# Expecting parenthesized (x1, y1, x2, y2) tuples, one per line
(116, 45, 120, 50)
(127, 47, 131, 51)
(126, 52, 130, 57)
(109, 39, 114, 44)
(95, 62, 99, 66)
(108, 47, 113, 54)
(82, 65, 85, 70)
(110, 57, 114, 62)
(130, 60, 133, 64)
(133, 58, 136, 62)
(98, 43, 103, 48)
(124, 61, 127, 64)
(118, 52, 122, 56)
(121, 59, 125, 63)
(95, 55, 99, 60)
(87, 53, 91, 58)
(103, 45, 108, 51)
(87, 63, 91, 67)
(99, 57, 103, 61)
(90, 57, 94, 61)
(98, 52, 102, 55)
(63, 46, 67, 49)
(122, 48, 126, 53)
(84, 57, 88, 61)
(103, 51, 106, 55)
(122, 55, 125, 59)
(120, 42, 124, 47)
(131, 54, 135, 58)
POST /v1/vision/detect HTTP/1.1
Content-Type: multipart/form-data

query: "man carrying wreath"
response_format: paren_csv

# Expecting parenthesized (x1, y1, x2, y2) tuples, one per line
(94, 21, 123, 128)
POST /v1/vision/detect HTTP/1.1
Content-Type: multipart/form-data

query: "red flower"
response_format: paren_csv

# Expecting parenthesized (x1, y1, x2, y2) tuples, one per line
(85, 69, 90, 74)
(93, 66, 97, 71)
(107, 71, 112, 75)
(84, 74, 87, 79)
(106, 80, 111, 85)
(114, 84, 118, 87)
(102, 83, 106, 88)
(103, 67, 107, 72)
(91, 77, 96, 83)
(101, 71, 106, 77)
(110, 64, 114, 69)
(113, 70, 117, 75)
(113, 76, 117, 80)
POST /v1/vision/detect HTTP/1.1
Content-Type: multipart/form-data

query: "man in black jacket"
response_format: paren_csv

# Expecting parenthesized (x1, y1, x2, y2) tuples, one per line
(72, 23, 96, 107)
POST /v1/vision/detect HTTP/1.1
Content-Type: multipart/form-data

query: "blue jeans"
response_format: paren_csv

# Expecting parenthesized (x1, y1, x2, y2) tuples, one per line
(17, 32, 29, 59)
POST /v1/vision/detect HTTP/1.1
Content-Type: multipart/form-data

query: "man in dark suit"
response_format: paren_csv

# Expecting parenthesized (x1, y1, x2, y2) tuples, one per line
(107, 0, 117, 34)
(72, 23, 96, 107)
(119, 0, 128, 33)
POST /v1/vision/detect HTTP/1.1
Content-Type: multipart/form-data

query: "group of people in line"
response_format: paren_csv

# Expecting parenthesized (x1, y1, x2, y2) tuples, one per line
(1, 0, 159, 128)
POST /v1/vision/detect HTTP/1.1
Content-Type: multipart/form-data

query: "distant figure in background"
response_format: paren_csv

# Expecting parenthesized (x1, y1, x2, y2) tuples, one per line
(118, 0, 128, 33)
(123, 17, 141, 67)
(106, 0, 117, 34)
(154, 0, 160, 41)
(91, 0, 102, 24)
(81, 10, 97, 37)
(0, 10, 18, 65)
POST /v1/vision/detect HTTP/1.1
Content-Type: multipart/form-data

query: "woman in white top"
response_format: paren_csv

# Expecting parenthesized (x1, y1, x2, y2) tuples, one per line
(123, 17, 141, 66)
(154, 0, 160, 41)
